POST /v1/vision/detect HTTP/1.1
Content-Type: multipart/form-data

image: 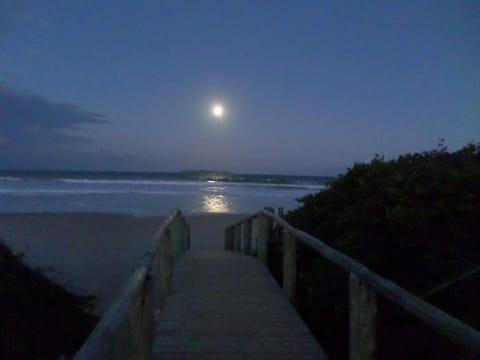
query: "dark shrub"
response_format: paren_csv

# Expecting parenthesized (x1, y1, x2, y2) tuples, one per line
(284, 143, 480, 359)
(0, 239, 98, 359)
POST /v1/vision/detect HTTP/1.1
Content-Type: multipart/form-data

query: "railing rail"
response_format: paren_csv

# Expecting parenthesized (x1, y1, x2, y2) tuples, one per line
(74, 209, 190, 360)
(225, 208, 480, 359)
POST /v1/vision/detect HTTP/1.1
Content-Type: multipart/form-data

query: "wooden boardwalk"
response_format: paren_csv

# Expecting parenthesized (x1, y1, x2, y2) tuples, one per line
(152, 250, 327, 359)
(74, 210, 480, 360)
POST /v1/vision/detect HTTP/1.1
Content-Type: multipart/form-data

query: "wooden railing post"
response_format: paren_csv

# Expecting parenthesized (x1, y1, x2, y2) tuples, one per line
(227, 227, 234, 250)
(252, 219, 258, 256)
(225, 227, 229, 250)
(265, 206, 274, 214)
(181, 220, 187, 252)
(171, 216, 183, 262)
(282, 229, 296, 304)
(224, 228, 229, 250)
(243, 219, 252, 255)
(127, 283, 149, 360)
(349, 273, 377, 360)
(141, 272, 154, 358)
(234, 223, 242, 252)
(158, 229, 172, 303)
(257, 211, 273, 265)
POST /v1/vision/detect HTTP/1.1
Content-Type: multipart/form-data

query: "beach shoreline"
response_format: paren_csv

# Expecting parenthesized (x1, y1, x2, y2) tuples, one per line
(0, 212, 248, 314)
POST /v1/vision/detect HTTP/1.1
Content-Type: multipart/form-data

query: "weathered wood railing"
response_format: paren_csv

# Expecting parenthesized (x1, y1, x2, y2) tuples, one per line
(74, 209, 190, 360)
(225, 208, 480, 359)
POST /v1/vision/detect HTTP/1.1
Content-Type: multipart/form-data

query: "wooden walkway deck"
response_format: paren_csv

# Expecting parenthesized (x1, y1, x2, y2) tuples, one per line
(152, 250, 327, 359)
(74, 210, 480, 359)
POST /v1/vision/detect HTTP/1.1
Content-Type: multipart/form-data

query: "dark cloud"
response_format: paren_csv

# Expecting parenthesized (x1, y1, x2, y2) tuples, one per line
(0, 84, 108, 169)
(0, 83, 106, 128)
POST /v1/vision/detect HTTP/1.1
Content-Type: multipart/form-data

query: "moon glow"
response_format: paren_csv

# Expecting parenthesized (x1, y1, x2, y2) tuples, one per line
(211, 104, 224, 118)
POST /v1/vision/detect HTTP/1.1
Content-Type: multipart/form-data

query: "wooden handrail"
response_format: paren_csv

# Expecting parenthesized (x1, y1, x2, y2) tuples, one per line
(74, 209, 190, 360)
(225, 209, 480, 358)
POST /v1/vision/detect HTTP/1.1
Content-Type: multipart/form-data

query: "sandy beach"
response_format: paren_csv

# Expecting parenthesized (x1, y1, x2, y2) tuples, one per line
(0, 212, 247, 314)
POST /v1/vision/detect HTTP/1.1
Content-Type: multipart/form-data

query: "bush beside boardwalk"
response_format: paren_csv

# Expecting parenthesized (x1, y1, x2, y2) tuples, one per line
(0, 239, 98, 359)
(273, 143, 480, 359)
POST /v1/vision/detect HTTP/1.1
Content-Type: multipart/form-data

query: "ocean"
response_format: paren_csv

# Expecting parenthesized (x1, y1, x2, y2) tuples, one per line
(0, 170, 331, 215)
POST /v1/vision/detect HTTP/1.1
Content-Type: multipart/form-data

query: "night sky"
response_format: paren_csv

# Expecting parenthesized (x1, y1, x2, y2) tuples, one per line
(0, 1, 478, 175)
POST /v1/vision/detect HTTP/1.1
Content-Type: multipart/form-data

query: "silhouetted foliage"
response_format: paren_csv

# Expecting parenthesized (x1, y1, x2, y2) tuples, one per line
(0, 239, 98, 359)
(277, 143, 480, 359)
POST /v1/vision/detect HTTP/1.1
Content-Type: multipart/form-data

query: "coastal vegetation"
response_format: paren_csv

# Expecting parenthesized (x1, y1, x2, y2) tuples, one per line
(271, 142, 480, 359)
(0, 239, 98, 359)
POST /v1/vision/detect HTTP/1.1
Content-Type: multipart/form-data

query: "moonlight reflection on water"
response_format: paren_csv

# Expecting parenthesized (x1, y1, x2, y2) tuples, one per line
(202, 194, 230, 212)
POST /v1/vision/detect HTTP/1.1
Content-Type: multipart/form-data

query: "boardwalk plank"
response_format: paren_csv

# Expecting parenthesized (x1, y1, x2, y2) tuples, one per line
(151, 250, 327, 359)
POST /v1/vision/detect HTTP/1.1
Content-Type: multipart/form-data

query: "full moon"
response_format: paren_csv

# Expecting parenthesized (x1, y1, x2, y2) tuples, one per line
(211, 104, 224, 118)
